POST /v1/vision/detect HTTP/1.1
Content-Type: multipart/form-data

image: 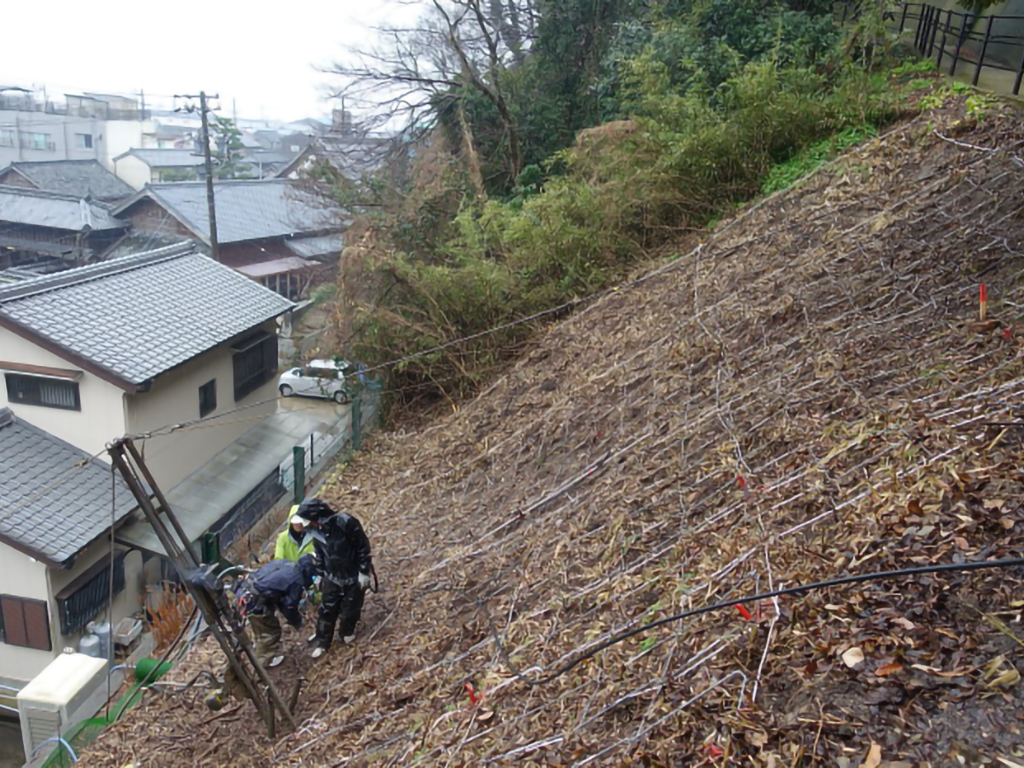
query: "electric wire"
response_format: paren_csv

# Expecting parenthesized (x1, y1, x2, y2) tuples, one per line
(481, 557, 1024, 686)
(110, 605, 199, 723)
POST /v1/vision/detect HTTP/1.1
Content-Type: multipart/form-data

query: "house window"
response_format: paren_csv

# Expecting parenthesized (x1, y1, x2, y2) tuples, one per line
(75, 133, 94, 149)
(232, 331, 278, 402)
(5, 374, 80, 410)
(56, 554, 126, 636)
(24, 132, 53, 151)
(0, 595, 52, 651)
(0, 130, 13, 147)
(199, 379, 217, 417)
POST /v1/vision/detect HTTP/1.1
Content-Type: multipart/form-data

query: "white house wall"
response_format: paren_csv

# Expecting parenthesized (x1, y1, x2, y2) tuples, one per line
(0, 541, 52, 686)
(101, 120, 157, 172)
(0, 542, 146, 688)
(123, 321, 279, 489)
(112, 154, 152, 190)
(0, 326, 127, 458)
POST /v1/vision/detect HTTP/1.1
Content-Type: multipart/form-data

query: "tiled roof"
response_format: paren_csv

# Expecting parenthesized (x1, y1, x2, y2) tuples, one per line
(0, 185, 125, 231)
(113, 179, 343, 245)
(0, 160, 134, 201)
(285, 233, 345, 259)
(0, 408, 136, 565)
(114, 149, 206, 168)
(0, 244, 294, 387)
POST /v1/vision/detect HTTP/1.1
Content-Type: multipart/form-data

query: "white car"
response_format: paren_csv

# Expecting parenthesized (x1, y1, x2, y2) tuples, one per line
(278, 359, 355, 403)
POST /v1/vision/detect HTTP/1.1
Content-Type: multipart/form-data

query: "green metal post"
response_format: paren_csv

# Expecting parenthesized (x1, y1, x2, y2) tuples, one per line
(293, 446, 306, 503)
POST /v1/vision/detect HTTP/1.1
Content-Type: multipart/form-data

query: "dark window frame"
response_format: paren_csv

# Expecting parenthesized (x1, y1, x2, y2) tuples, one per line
(232, 332, 278, 402)
(55, 553, 126, 636)
(75, 133, 94, 149)
(199, 378, 217, 418)
(0, 595, 52, 651)
(4, 373, 81, 411)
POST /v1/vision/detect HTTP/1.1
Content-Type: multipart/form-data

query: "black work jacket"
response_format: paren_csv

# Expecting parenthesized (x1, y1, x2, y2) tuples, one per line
(312, 512, 372, 583)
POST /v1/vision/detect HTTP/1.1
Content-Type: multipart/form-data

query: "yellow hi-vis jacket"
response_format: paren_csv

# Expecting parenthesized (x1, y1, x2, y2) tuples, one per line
(275, 529, 316, 561)
(275, 505, 316, 562)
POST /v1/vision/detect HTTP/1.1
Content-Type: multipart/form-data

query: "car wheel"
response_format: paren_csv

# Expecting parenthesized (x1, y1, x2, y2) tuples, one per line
(333, 390, 348, 404)
(280, 385, 294, 397)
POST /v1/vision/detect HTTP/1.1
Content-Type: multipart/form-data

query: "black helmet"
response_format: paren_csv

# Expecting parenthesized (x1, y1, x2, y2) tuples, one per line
(295, 498, 334, 524)
(297, 554, 318, 587)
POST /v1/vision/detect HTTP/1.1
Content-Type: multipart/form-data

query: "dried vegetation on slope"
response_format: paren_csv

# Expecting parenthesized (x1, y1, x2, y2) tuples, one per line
(89, 97, 1024, 766)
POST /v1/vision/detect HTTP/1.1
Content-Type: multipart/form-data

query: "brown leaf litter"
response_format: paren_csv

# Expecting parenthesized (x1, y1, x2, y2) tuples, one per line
(85, 99, 1024, 766)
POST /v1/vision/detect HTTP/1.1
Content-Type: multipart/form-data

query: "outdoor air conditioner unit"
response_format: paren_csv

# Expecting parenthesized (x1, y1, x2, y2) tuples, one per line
(17, 652, 109, 766)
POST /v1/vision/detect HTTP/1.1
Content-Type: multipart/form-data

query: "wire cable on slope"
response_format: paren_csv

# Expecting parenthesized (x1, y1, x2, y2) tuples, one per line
(481, 557, 1024, 686)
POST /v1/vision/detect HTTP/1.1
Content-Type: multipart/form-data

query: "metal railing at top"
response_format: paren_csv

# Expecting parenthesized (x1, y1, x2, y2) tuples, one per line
(894, 3, 1024, 94)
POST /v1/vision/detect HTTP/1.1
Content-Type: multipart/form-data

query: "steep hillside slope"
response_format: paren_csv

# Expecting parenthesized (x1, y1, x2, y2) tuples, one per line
(90, 99, 1024, 765)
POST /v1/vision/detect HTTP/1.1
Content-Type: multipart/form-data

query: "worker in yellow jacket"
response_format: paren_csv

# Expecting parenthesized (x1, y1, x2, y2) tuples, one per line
(275, 507, 317, 562)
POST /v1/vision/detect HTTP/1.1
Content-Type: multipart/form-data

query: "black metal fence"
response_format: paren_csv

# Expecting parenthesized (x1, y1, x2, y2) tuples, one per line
(894, 3, 1024, 94)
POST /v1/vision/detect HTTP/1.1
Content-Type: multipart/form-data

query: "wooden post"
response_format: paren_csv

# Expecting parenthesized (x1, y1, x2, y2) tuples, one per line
(289, 678, 305, 716)
(973, 15, 995, 86)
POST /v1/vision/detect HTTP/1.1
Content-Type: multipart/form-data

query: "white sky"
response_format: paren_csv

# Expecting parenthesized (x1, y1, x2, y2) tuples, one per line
(3, 0, 424, 123)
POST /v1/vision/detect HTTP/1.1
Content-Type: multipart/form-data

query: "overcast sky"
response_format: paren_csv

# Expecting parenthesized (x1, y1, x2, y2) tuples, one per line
(3, 0, 423, 123)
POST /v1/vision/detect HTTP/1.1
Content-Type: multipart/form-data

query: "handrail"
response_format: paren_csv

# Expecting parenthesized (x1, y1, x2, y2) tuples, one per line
(857, 1, 1024, 95)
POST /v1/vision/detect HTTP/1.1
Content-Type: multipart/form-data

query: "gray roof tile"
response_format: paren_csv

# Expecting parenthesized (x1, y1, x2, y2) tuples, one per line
(0, 185, 126, 231)
(115, 148, 206, 168)
(0, 408, 136, 564)
(114, 179, 342, 244)
(0, 244, 294, 385)
(1, 160, 134, 201)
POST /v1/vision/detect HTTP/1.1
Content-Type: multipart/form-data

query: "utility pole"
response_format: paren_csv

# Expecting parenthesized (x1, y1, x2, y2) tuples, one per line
(175, 91, 221, 262)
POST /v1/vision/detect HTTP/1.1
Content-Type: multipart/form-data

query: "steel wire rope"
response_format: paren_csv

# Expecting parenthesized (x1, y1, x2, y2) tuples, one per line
(476, 557, 1024, 687)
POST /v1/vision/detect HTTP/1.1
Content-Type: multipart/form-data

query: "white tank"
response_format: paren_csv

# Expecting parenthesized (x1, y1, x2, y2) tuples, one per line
(93, 622, 112, 660)
(78, 633, 101, 658)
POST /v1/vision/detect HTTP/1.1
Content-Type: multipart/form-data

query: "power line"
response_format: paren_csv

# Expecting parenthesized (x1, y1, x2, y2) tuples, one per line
(480, 557, 1024, 686)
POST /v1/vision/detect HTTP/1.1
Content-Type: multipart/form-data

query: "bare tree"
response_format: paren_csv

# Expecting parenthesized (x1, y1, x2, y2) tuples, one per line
(325, 0, 537, 182)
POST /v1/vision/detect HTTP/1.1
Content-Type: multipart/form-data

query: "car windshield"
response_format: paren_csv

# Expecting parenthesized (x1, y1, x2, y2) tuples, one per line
(305, 367, 336, 379)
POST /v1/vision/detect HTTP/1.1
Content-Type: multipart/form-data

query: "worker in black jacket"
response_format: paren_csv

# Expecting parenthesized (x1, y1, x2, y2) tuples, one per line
(238, 554, 318, 667)
(294, 498, 373, 659)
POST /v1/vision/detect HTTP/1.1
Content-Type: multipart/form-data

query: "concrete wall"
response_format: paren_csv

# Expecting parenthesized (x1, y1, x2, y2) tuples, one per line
(123, 320, 280, 488)
(112, 154, 153, 190)
(0, 113, 156, 171)
(102, 120, 157, 171)
(0, 327, 127, 458)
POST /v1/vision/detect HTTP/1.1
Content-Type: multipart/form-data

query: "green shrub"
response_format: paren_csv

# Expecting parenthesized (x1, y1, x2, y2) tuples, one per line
(760, 124, 878, 195)
(340, 59, 904, 402)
